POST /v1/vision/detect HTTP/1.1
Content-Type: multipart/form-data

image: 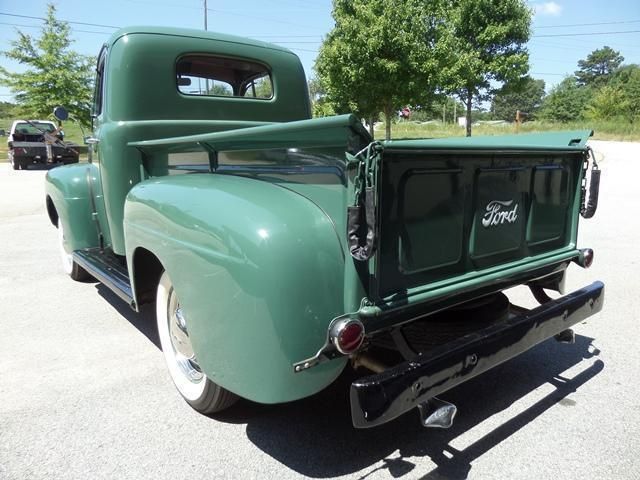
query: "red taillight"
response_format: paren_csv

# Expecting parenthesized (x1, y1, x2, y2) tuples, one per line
(331, 319, 365, 355)
(576, 248, 594, 268)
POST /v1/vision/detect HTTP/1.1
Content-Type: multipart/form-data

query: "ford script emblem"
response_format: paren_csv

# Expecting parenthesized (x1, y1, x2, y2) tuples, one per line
(482, 200, 519, 227)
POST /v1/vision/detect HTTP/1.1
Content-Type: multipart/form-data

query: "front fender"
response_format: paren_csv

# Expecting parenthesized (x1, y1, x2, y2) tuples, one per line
(45, 163, 100, 251)
(124, 174, 347, 404)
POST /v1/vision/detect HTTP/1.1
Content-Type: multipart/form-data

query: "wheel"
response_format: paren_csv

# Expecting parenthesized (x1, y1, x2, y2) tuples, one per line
(156, 271, 238, 413)
(57, 218, 91, 281)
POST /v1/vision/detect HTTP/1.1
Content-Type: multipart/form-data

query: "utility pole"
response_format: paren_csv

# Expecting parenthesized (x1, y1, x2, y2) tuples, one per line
(204, 0, 208, 30)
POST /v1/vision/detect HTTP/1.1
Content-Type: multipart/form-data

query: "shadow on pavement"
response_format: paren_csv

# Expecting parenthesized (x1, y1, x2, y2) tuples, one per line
(92, 284, 603, 479)
(96, 283, 160, 348)
(216, 336, 602, 479)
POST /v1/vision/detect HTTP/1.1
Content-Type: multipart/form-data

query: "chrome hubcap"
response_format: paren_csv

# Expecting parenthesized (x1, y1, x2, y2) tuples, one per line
(168, 293, 203, 384)
(170, 307, 195, 359)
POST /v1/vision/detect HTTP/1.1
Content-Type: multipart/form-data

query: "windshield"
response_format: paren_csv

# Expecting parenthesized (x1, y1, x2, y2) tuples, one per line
(14, 122, 56, 134)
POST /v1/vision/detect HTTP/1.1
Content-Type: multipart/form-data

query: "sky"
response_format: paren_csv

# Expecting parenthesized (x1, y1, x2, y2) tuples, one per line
(1, 0, 640, 104)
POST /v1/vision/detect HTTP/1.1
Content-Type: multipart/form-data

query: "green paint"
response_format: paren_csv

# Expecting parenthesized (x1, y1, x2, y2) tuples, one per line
(44, 27, 597, 405)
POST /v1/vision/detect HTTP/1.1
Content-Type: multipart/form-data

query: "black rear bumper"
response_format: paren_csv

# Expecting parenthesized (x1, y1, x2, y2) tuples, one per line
(350, 281, 604, 428)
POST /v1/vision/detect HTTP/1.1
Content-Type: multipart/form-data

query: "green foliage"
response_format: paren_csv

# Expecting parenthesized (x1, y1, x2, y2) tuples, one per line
(539, 77, 590, 123)
(315, 0, 450, 139)
(446, 0, 532, 135)
(491, 76, 545, 121)
(575, 46, 624, 87)
(250, 77, 273, 98)
(206, 82, 233, 96)
(386, 117, 640, 142)
(586, 85, 629, 121)
(307, 76, 335, 118)
(0, 4, 94, 129)
(610, 64, 640, 121)
(0, 101, 16, 118)
(411, 96, 464, 123)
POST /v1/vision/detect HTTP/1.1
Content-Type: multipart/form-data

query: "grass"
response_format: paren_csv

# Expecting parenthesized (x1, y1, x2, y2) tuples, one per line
(380, 119, 640, 142)
(0, 117, 88, 162)
(2, 116, 637, 162)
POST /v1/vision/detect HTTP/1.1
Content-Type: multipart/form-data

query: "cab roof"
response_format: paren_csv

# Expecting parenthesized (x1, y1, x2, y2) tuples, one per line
(107, 26, 294, 55)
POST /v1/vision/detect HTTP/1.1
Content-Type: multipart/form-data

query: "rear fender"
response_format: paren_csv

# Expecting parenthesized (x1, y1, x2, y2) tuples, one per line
(45, 163, 101, 251)
(124, 174, 347, 404)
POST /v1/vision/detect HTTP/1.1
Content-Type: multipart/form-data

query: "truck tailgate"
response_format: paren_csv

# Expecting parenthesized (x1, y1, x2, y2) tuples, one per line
(373, 132, 591, 300)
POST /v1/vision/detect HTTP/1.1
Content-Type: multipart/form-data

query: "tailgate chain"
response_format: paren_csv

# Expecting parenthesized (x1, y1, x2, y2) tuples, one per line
(348, 142, 382, 261)
(580, 147, 601, 219)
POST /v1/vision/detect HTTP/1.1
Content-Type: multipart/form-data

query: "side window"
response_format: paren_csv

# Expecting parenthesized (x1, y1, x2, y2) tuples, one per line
(92, 46, 107, 117)
(176, 55, 273, 99)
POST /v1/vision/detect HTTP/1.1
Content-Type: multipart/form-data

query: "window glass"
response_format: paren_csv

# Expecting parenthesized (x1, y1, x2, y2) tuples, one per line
(15, 122, 56, 134)
(92, 46, 106, 116)
(176, 55, 273, 99)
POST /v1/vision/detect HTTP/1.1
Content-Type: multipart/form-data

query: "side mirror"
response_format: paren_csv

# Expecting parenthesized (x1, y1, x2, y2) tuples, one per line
(53, 106, 69, 122)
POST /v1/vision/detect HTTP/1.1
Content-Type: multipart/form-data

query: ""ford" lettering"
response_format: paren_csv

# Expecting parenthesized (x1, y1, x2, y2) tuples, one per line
(482, 200, 519, 227)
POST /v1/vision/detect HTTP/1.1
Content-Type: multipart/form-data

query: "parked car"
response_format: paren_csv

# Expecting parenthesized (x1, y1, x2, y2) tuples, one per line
(44, 26, 604, 429)
(8, 119, 79, 170)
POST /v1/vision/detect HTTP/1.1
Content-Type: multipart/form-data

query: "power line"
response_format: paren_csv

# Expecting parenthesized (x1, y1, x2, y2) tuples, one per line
(0, 12, 119, 29)
(287, 47, 319, 53)
(530, 72, 568, 76)
(268, 41, 321, 44)
(535, 19, 640, 29)
(206, 8, 315, 29)
(252, 34, 324, 38)
(0, 21, 112, 35)
(533, 29, 640, 38)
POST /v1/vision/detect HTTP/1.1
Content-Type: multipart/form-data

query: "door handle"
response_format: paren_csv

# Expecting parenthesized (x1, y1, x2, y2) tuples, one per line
(85, 137, 100, 145)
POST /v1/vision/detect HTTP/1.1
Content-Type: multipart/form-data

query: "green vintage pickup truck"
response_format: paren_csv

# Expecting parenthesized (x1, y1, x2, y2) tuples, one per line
(45, 26, 603, 428)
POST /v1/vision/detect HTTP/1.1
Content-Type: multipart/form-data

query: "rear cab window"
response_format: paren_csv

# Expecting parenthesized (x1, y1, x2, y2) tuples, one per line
(14, 122, 56, 135)
(176, 55, 273, 99)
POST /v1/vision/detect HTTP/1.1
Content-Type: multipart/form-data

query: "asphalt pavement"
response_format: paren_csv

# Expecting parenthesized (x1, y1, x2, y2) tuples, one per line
(1, 141, 639, 480)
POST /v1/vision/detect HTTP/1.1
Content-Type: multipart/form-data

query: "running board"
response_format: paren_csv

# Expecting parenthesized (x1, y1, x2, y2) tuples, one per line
(73, 248, 135, 308)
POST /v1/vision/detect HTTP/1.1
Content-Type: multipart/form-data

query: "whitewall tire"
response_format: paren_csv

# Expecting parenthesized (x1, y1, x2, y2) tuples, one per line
(156, 271, 238, 413)
(57, 218, 90, 281)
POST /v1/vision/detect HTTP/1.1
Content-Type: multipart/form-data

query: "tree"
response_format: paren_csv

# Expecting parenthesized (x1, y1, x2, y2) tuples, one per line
(0, 101, 16, 118)
(307, 76, 335, 118)
(586, 85, 629, 120)
(411, 96, 464, 123)
(575, 46, 624, 87)
(446, 0, 531, 136)
(315, 0, 450, 139)
(491, 76, 545, 121)
(539, 77, 590, 122)
(611, 64, 640, 122)
(0, 4, 94, 128)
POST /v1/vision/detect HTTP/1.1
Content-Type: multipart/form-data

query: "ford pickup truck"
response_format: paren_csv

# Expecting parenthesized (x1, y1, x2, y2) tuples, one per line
(45, 26, 603, 429)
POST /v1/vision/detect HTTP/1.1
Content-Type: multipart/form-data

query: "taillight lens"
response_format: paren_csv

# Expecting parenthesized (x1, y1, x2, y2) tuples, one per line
(331, 319, 365, 355)
(575, 248, 594, 268)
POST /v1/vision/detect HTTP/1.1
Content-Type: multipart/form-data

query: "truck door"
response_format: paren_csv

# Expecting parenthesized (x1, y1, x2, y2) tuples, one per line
(85, 46, 112, 249)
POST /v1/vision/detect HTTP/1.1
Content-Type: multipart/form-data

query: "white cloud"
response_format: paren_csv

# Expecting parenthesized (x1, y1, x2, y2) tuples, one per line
(534, 2, 563, 16)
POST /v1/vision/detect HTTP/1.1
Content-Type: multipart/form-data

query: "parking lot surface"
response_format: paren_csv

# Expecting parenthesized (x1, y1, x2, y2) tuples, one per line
(1, 140, 639, 480)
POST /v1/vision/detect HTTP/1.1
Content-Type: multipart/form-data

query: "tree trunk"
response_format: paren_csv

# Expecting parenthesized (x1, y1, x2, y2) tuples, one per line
(466, 91, 473, 137)
(384, 103, 393, 141)
(368, 116, 375, 138)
